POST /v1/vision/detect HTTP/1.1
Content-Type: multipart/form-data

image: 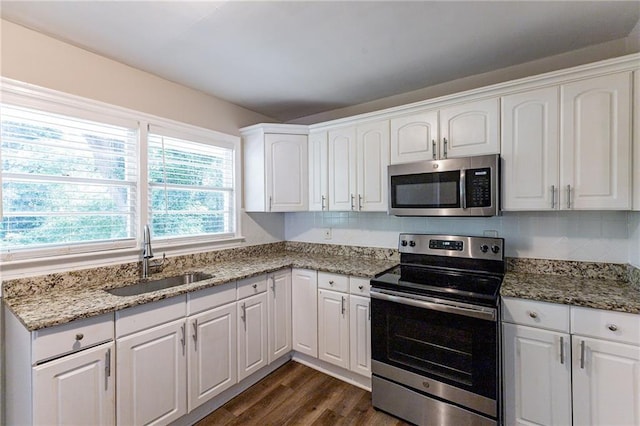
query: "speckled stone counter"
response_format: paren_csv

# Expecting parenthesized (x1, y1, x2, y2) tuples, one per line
(3, 245, 397, 331)
(503, 258, 640, 315)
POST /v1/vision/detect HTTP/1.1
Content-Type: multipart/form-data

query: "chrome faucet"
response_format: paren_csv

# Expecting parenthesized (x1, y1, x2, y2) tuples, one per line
(141, 224, 164, 279)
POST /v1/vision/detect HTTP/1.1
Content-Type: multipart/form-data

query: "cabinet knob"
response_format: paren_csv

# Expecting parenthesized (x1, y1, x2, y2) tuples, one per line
(358, 285, 364, 290)
(607, 324, 618, 332)
(252, 284, 257, 290)
(75, 333, 84, 341)
(528, 311, 538, 319)
(329, 280, 334, 285)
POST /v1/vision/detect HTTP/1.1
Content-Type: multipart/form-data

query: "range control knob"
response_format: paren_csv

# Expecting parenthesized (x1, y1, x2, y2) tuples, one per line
(409, 241, 416, 247)
(401, 240, 408, 247)
(491, 245, 500, 254)
(480, 244, 489, 253)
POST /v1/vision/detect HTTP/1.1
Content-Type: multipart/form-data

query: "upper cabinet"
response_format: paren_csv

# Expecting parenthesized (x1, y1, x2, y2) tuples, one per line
(633, 71, 640, 211)
(502, 72, 632, 211)
(390, 98, 499, 164)
(308, 130, 329, 211)
(242, 124, 308, 212)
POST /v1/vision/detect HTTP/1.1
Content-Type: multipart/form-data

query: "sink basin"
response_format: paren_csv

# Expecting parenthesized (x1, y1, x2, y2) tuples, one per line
(106, 272, 214, 297)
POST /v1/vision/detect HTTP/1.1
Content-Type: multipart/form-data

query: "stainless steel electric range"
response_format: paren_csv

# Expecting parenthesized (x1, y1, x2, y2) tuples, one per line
(370, 233, 505, 426)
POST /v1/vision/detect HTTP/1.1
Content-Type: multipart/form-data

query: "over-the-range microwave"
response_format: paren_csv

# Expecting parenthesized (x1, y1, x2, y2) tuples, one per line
(388, 154, 500, 217)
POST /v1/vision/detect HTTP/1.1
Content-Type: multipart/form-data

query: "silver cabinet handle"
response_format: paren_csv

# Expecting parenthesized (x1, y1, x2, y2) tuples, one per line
(241, 303, 247, 330)
(358, 194, 363, 211)
(192, 319, 198, 344)
(551, 185, 556, 209)
(567, 185, 572, 209)
(271, 276, 276, 294)
(180, 324, 186, 350)
(559, 336, 565, 364)
(608, 324, 618, 332)
(580, 340, 585, 369)
(321, 195, 326, 210)
(528, 311, 538, 319)
(105, 348, 111, 390)
(341, 296, 346, 315)
(432, 139, 437, 160)
(443, 138, 448, 158)
(269, 195, 273, 212)
(350, 194, 355, 210)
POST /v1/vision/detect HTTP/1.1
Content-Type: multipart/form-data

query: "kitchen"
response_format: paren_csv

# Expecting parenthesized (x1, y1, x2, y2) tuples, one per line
(1, 2, 640, 425)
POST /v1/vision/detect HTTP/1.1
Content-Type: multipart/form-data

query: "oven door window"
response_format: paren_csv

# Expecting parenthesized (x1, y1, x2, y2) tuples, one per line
(372, 297, 497, 399)
(390, 170, 460, 209)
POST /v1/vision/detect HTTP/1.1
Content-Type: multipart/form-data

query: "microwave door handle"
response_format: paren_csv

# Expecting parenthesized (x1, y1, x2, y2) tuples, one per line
(460, 170, 466, 209)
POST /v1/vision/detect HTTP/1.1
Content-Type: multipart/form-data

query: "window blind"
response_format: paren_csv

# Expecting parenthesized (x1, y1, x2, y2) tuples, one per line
(1, 104, 138, 255)
(147, 127, 235, 240)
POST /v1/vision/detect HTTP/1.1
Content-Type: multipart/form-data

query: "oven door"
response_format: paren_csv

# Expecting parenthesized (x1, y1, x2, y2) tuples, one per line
(371, 289, 498, 416)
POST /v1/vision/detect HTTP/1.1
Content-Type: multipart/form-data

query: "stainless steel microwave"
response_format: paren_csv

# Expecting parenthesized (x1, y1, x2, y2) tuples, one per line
(388, 154, 500, 216)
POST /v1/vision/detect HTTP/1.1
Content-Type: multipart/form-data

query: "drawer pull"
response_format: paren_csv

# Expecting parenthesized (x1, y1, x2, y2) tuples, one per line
(329, 280, 334, 286)
(607, 324, 618, 332)
(358, 285, 364, 290)
(252, 283, 258, 290)
(75, 333, 84, 341)
(527, 311, 538, 319)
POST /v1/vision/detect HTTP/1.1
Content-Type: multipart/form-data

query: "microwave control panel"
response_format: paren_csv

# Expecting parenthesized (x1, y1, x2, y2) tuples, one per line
(466, 168, 492, 207)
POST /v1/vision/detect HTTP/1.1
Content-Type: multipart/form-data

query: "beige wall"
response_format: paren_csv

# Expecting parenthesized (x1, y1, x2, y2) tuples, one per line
(289, 35, 640, 125)
(0, 19, 275, 136)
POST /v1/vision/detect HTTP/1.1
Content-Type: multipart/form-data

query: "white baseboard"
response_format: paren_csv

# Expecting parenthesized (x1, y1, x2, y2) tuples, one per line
(292, 352, 372, 392)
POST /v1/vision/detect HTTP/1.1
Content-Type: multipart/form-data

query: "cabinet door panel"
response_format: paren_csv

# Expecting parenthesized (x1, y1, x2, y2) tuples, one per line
(309, 131, 328, 211)
(501, 87, 559, 210)
(33, 342, 115, 426)
(357, 120, 390, 212)
(268, 270, 292, 363)
(292, 269, 318, 357)
(265, 133, 308, 211)
(349, 295, 371, 377)
(238, 292, 268, 381)
(318, 289, 349, 369)
(561, 72, 631, 209)
(440, 98, 499, 158)
(328, 127, 357, 211)
(503, 324, 571, 426)
(390, 110, 438, 164)
(117, 320, 186, 426)
(187, 303, 237, 412)
(572, 336, 640, 426)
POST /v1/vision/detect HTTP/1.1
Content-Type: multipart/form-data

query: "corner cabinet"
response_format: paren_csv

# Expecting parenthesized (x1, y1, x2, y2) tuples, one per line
(241, 124, 309, 212)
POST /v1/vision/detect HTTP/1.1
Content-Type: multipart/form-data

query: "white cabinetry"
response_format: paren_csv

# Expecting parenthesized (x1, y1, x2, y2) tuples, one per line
(292, 268, 318, 357)
(327, 121, 389, 211)
(349, 295, 371, 377)
(4, 310, 115, 426)
(242, 124, 309, 212)
(308, 130, 329, 211)
(318, 288, 350, 369)
(237, 275, 268, 381)
(267, 269, 292, 363)
(390, 98, 499, 164)
(633, 70, 640, 210)
(503, 297, 640, 426)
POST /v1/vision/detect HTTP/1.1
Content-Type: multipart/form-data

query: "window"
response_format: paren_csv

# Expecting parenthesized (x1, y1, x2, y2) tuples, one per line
(1, 103, 138, 256)
(147, 126, 236, 241)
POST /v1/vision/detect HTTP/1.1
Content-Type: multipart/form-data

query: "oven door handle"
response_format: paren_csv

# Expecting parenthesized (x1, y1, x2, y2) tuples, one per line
(370, 288, 496, 322)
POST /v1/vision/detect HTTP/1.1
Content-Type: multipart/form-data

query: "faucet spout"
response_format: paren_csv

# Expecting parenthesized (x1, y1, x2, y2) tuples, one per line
(142, 224, 154, 279)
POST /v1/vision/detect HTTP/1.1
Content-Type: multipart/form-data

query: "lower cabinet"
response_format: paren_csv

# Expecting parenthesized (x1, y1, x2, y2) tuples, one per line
(292, 268, 318, 357)
(268, 269, 292, 363)
(349, 295, 371, 377)
(237, 279, 268, 381)
(318, 288, 350, 369)
(33, 341, 115, 425)
(503, 297, 640, 426)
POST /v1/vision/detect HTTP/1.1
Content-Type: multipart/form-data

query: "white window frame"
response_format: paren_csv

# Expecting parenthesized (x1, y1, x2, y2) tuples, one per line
(0, 78, 243, 276)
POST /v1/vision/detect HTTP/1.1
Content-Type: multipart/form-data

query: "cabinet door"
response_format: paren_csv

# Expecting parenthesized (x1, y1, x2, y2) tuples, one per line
(502, 323, 571, 426)
(328, 126, 357, 211)
(634, 71, 640, 211)
(309, 130, 329, 211)
(237, 292, 268, 381)
(318, 289, 349, 369)
(265, 133, 308, 212)
(560, 72, 632, 210)
(33, 342, 115, 426)
(439, 98, 500, 159)
(501, 87, 560, 211)
(187, 303, 237, 412)
(356, 120, 390, 212)
(572, 336, 640, 426)
(390, 110, 439, 164)
(268, 269, 292, 364)
(117, 319, 187, 426)
(292, 269, 318, 357)
(349, 295, 371, 377)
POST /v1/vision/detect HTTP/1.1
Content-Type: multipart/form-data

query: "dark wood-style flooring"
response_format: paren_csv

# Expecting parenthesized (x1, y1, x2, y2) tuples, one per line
(196, 361, 409, 426)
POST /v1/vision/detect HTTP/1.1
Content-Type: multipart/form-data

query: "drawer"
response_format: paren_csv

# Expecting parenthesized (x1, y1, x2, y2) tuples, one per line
(188, 281, 236, 315)
(502, 297, 570, 332)
(33, 313, 114, 363)
(571, 306, 640, 345)
(318, 272, 349, 292)
(237, 274, 267, 300)
(349, 276, 371, 296)
(116, 295, 186, 338)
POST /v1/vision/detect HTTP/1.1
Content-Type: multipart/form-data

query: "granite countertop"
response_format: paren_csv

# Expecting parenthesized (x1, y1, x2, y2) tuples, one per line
(4, 251, 397, 331)
(502, 272, 640, 314)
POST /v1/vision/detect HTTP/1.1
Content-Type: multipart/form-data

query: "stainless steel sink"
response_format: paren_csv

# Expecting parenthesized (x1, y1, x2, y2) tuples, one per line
(106, 272, 214, 297)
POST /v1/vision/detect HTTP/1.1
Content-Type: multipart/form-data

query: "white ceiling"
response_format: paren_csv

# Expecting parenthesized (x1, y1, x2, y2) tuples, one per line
(1, 1, 639, 121)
